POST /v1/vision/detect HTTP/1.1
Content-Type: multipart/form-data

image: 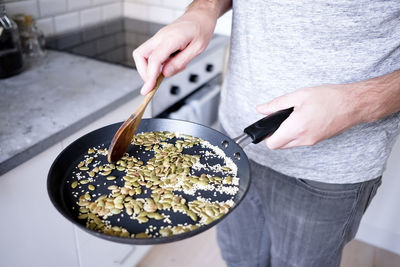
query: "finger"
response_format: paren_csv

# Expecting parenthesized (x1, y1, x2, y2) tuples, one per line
(280, 139, 298, 149)
(141, 41, 187, 95)
(265, 116, 297, 149)
(132, 49, 148, 82)
(256, 91, 301, 116)
(162, 42, 202, 77)
(132, 39, 157, 82)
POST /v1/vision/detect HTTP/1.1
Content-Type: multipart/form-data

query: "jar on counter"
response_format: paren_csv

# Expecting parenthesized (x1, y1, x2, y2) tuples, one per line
(0, 4, 24, 79)
(13, 14, 45, 58)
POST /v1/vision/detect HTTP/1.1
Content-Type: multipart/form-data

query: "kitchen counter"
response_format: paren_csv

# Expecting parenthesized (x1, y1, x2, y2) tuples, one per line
(0, 50, 142, 175)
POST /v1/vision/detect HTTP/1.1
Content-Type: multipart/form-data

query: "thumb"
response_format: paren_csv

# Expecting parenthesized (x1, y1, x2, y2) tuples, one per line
(256, 92, 298, 116)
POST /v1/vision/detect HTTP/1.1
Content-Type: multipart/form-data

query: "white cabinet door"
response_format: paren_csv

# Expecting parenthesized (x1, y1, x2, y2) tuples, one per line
(0, 143, 78, 267)
(75, 229, 151, 267)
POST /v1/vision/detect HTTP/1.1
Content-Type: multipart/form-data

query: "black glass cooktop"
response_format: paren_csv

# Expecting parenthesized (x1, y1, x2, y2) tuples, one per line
(46, 18, 164, 69)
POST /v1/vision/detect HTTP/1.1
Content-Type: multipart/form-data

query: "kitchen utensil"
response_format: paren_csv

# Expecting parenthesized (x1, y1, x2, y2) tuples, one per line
(47, 108, 293, 245)
(108, 74, 164, 163)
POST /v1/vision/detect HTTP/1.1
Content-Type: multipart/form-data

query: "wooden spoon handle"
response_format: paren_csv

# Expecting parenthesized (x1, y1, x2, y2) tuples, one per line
(126, 74, 164, 120)
(107, 73, 165, 163)
(145, 74, 164, 102)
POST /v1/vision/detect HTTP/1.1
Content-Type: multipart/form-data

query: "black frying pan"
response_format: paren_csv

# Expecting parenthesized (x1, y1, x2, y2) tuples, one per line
(47, 108, 292, 245)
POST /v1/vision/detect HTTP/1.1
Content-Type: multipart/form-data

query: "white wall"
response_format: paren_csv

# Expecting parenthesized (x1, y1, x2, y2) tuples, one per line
(4, 0, 232, 37)
(356, 136, 400, 255)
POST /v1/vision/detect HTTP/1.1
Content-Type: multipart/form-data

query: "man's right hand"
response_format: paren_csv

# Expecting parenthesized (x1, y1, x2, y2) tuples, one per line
(133, 1, 230, 95)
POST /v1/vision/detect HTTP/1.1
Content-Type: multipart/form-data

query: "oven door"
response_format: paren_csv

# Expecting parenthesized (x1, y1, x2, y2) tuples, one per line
(155, 75, 222, 130)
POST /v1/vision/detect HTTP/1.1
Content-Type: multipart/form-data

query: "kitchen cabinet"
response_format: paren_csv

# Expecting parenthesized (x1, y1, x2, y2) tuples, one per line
(0, 142, 78, 267)
(0, 96, 152, 267)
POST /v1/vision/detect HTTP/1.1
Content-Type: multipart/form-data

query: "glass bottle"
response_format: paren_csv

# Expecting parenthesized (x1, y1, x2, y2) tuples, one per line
(13, 14, 45, 58)
(0, 4, 24, 79)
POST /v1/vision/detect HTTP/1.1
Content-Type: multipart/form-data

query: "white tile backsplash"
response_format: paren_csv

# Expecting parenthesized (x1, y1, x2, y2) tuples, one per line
(4, 0, 231, 38)
(92, 0, 116, 5)
(163, 0, 192, 9)
(125, 0, 163, 4)
(102, 2, 123, 21)
(54, 12, 80, 34)
(124, 2, 148, 21)
(148, 6, 175, 24)
(38, 0, 67, 17)
(80, 7, 102, 27)
(67, 0, 91, 11)
(5, 0, 39, 18)
(35, 17, 55, 36)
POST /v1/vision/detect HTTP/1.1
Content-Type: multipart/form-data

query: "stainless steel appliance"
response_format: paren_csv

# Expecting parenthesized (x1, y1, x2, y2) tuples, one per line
(46, 18, 229, 127)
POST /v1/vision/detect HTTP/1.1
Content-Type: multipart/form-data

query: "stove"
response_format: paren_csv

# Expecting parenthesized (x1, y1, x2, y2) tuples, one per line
(46, 18, 229, 119)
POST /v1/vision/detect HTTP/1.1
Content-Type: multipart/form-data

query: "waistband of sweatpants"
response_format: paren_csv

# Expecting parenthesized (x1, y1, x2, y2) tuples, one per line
(299, 176, 381, 190)
(249, 159, 382, 190)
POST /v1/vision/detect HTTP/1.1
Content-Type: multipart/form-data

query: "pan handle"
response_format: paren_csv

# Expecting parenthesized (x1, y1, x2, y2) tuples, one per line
(243, 107, 294, 144)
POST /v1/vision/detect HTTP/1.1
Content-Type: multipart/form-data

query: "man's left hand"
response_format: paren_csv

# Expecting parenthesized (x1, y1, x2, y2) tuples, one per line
(256, 84, 364, 149)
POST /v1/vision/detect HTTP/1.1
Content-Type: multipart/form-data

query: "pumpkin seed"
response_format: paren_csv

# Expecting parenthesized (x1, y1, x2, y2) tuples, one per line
(159, 228, 172, 237)
(79, 207, 89, 213)
(115, 203, 124, 209)
(137, 216, 149, 223)
(107, 185, 118, 190)
(71, 181, 78, 189)
(136, 232, 149, 238)
(78, 214, 88, 219)
(126, 207, 133, 216)
(100, 170, 111, 176)
(221, 166, 231, 172)
(111, 208, 121, 214)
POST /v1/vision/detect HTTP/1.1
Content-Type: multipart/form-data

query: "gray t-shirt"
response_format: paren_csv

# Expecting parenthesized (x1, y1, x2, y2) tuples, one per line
(219, 0, 400, 183)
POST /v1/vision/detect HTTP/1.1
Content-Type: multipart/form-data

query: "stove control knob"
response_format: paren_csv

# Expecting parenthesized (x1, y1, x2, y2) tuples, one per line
(170, 85, 180, 95)
(189, 74, 199, 83)
(205, 64, 214, 72)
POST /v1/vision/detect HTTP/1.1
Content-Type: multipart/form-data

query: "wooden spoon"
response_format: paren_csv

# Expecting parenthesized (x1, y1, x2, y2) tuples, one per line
(107, 74, 164, 163)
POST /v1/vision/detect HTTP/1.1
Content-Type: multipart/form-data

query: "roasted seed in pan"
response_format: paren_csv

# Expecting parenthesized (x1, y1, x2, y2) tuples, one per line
(67, 131, 240, 239)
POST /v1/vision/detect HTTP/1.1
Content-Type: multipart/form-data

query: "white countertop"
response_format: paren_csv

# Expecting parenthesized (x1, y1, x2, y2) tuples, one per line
(0, 50, 142, 175)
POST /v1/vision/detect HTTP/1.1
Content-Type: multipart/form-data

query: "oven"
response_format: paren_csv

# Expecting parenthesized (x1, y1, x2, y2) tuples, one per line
(46, 18, 229, 129)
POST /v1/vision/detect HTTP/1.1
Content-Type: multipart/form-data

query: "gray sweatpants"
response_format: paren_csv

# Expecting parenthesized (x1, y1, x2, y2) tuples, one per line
(217, 160, 381, 267)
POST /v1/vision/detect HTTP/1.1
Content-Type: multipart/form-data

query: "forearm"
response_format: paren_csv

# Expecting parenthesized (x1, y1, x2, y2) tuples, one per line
(187, 0, 232, 19)
(353, 69, 400, 123)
